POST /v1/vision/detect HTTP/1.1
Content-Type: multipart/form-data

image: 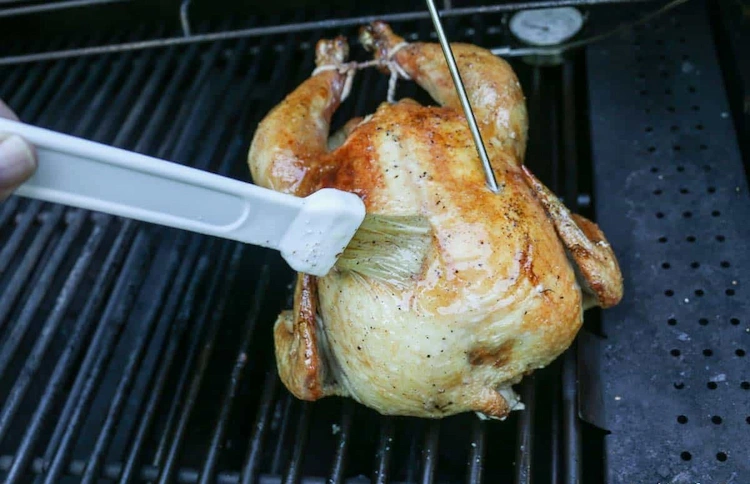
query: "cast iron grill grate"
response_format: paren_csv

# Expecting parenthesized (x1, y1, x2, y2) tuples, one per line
(0, 7, 586, 483)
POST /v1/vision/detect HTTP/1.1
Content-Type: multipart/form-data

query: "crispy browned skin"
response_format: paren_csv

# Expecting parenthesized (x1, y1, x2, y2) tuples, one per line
(248, 24, 623, 419)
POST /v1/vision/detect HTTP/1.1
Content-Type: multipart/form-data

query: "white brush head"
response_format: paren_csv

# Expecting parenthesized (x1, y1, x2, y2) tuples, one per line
(278, 188, 366, 276)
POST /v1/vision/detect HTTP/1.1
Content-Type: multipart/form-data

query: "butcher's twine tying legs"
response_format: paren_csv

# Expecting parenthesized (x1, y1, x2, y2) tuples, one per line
(312, 41, 412, 105)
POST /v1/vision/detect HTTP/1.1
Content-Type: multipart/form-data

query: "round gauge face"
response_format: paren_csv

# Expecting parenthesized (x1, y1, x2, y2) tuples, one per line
(509, 7, 584, 46)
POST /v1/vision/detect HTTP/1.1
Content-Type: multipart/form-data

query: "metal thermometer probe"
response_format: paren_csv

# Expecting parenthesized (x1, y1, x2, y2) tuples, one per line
(424, 0, 500, 193)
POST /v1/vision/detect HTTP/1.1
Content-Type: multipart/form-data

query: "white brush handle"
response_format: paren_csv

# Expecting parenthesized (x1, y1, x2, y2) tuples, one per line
(0, 118, 365, 276)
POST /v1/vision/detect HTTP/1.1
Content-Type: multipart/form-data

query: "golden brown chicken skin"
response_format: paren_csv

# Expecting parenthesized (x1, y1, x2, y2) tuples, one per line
(247, 23, 623, 419)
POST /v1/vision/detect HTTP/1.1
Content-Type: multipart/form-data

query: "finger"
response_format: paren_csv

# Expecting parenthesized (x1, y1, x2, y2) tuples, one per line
(0, 133, 38, 200)
(0, 99, 20, 121)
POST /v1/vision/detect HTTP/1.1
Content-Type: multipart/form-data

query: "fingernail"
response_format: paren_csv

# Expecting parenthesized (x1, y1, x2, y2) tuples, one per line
(0, 134, 37, 191)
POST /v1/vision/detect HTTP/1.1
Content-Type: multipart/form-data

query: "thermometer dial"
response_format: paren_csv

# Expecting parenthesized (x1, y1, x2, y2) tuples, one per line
(509, 7, 584, 46)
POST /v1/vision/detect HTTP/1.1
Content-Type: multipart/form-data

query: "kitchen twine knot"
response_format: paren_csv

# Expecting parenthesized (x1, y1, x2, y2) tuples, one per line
(312, 62, 357, 102)
(311, 41, 411, 105)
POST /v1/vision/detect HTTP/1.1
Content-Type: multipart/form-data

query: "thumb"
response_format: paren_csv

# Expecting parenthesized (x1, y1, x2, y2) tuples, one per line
(0, 133, 38, 200)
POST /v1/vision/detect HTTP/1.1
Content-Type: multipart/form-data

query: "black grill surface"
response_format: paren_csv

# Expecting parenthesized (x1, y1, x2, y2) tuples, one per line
(584, 1, 750, 482)
(0, 1, 747, 483)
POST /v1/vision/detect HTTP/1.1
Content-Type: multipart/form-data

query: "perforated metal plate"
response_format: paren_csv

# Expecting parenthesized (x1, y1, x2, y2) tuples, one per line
(584, 1, 750, 482)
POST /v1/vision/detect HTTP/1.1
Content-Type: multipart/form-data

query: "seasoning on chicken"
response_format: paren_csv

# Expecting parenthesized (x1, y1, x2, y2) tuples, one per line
(247, 23, 623, 420)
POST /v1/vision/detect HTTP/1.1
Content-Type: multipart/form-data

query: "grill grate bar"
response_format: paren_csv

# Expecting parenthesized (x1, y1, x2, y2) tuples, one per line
(514, 376, 537, 484)
(0, 199, 39, 274)
(561, 59, 582, 484)
(372, 416, 395, 484)
(328, 400, 355, 484)
(240, 368, 280, 484)
(466, 418, 486, 483)
(156, 243, 246, 484)
(282, 402, 312, 484)
(199, 264, 272, 484)
(269, 394, 294, 475)
(0, 197, 19, 231)
(420, 421, 440, 483)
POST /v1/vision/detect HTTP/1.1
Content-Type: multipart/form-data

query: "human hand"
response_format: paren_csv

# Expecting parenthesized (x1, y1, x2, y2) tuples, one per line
(0, 100, 37, 201)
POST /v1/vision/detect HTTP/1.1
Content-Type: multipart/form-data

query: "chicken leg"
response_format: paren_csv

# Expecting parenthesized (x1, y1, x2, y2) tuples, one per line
(248, 37, 353, 401)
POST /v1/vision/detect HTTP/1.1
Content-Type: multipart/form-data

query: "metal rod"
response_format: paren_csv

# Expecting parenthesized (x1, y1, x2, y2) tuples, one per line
(424, 0, 500, 192)
(240, 369, 279, 484)
(180, 0, 192, 36)
(514, 376, 537, 484)
(328, 400, 355, 484)
(0, 0, 656, 66)
(372, 417, 395, 484)
(420, 420, 441, 484)
(0, 0, 130, 18)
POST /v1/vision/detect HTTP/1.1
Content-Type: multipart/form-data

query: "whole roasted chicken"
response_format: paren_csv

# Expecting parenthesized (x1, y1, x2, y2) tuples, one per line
(247, 22, 623, 419)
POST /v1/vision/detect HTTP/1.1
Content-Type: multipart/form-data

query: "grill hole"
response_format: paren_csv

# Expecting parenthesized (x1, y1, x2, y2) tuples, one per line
(726, 289, 735, 296)
(716, 235, 725, 242)
(659, 236, 668, 243)
(703, 164, 712, 171)
(741, 381, 749, 390)
(671, 349, 681, 357)
(694, 289, 704, 297)
(667, 105, 675, 112)
(736, 349, 746, 357)
(716, 452, 727, 462)
(656, 212, 665, 219)
(665, 290, 674, 297)
(648, 147, 657, 154)
(699, 318, 708, 326)
(707, 381, 718, 389)
(730, 318, 740, 325)
(668, 318, 677, 326)
(677, 415, 688, 424)
(682, 211, 692, 218)
(645, 126, 653, 132)
(674, 382, 684, 389)
(747, 416, 750, 424)
(721, 261, 730, 268)
(680, 188, 689, 194)
(711, 415, 722, 424)
(686, 235, 695, 242)
(654, 189, 663, 195)
(703, 349, 713, 356)
(670, 125, 679, 132)
(712, 210, 721, 217)
(674, 146, 682, 153)
(700, 144, 708, 150)
(680, 452, 692, 461)
(708, 186, 716, 193)
(691, 262, 700, 269)
(695, 123, 704, 130)
(662, 262, 671, 269)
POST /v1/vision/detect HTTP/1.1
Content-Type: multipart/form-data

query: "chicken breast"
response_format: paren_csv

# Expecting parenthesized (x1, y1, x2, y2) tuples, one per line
(247, 23, 623, 419)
